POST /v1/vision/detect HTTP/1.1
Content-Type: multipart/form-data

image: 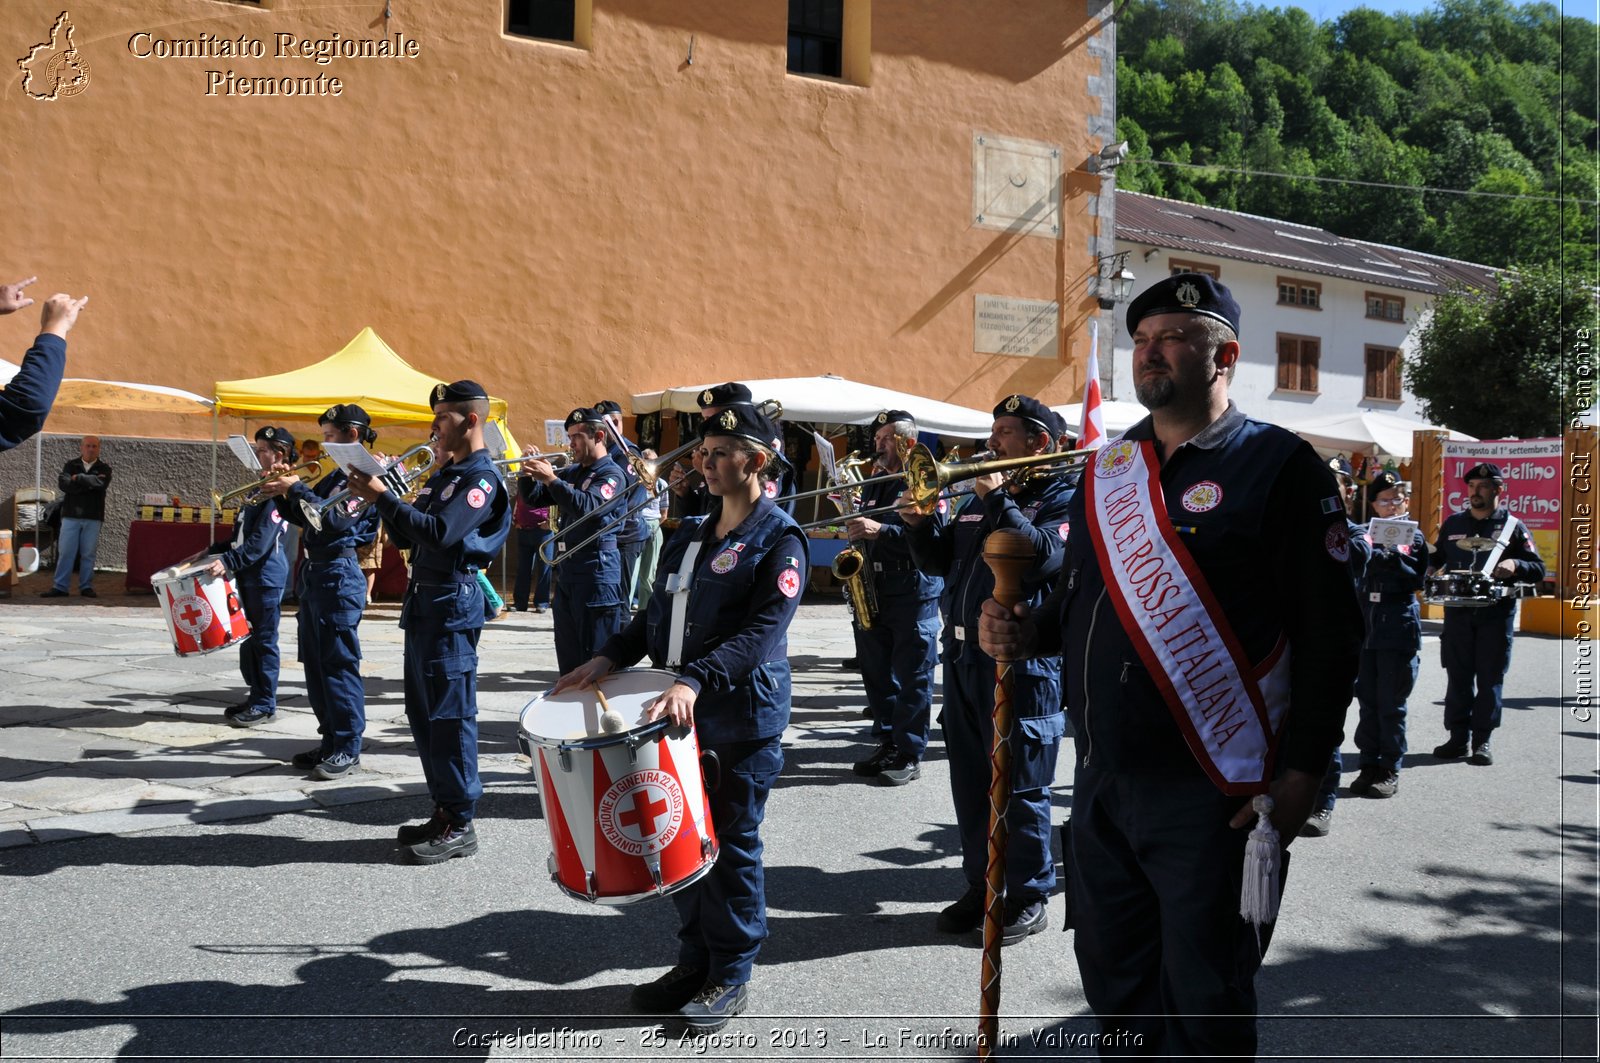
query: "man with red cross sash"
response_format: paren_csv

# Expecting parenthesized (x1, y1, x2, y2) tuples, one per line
(980, 273, 1362, 1060)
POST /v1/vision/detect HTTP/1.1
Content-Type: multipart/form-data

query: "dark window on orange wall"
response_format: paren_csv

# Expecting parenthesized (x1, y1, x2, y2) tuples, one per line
(788, 0, 843, 77)
(508, 0, 575, 42)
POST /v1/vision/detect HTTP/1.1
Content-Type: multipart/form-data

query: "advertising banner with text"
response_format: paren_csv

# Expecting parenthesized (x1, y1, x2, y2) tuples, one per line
(1441, 439, 1562, 569)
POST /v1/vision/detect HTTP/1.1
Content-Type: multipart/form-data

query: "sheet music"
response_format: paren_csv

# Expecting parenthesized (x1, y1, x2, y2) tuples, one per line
(226, 435, 260, 472)
(1368, 517, 1419, 549)
(323, 441, 388, 477)
(812, 431, 837, 483)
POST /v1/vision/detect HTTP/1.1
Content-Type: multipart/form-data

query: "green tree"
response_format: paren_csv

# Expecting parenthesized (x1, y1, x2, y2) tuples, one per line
(1406, 267, 1597, 438)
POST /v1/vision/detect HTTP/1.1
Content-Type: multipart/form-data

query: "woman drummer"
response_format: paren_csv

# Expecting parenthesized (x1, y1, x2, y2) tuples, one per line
(554, 404, 808, 1035)
(206, 425, 294, 727)
(1349, 470, 1429, 799)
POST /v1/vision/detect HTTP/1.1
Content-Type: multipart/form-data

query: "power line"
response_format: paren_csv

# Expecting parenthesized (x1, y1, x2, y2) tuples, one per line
(1131, 157, 1599, 206)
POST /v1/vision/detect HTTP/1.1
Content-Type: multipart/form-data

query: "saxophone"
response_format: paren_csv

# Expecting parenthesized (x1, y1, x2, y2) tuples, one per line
(829, 452, 880, 629)
(833, 541, 878, 629)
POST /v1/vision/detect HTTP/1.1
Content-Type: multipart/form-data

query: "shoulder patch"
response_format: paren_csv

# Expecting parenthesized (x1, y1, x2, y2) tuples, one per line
(1325, 522, 1350, 562)
(1320, 496, 1344, 515)
(777, 567, 802, 599)
(466, 487, 487, 509)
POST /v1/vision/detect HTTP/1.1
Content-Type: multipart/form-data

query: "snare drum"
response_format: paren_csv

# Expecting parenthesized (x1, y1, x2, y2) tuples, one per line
(519, 668, 717, 905)
(1424, 569, 1495, 607)
(152, 560, 252, 657)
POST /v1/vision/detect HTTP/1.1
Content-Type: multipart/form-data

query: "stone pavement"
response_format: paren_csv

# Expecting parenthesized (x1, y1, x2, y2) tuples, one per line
(0, 584, 1594, 1060)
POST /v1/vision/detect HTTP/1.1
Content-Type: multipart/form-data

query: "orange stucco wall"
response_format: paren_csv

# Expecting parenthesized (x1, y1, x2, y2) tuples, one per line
(6, 0, 1106, 440)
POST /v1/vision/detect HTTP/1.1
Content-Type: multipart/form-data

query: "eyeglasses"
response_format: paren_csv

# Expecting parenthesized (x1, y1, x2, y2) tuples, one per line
(1373, 496, 1407, 507)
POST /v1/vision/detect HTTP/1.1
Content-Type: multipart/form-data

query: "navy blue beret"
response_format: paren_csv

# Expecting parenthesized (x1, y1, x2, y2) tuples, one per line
(319, 403, 371, 428)
(1464, 462, 1504, 484)
(992, 394, 1055, 437)
(697, 382, 753, 409)
(1127, 272, 1241, 335)
(565, 407, 609, 431)
(430, 379, 489, 406)
(874, 409, 915, 429)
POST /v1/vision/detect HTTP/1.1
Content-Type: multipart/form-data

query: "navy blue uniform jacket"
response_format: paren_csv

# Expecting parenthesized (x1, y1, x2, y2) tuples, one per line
(600, 497, 808, 745)
(210, 498, 289, 588)
(275, 469, 380, 555)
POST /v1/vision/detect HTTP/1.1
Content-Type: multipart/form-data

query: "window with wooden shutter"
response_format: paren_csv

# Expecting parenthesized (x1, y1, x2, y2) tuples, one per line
(1276, 334, 1320, 393)
(1364, 346, 1401, 401)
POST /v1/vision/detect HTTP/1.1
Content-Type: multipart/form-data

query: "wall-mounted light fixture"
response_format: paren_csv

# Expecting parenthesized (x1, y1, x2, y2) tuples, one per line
(1093, 251, 1136, 310)
(1086, 140, 1130, 175)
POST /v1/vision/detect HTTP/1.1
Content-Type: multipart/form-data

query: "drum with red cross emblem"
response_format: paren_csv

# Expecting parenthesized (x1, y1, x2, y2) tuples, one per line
(518, 668, 718, 904)
(151, 559, 253, 657)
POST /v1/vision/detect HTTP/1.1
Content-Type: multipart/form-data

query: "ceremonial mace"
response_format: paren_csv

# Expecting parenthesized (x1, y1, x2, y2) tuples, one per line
(977, 528, 1035, 1059)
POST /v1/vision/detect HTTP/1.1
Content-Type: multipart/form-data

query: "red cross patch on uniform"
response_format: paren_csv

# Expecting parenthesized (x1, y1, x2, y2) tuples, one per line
(777, 567, 801, 599)
(600, 480, 616, 500)
(764, 481, 778, 498)
(1325, 522, 1350, 562)
(1058, 520, 1070, 540)
(467, 487, 488, 509)
(270, 509, 283, 524)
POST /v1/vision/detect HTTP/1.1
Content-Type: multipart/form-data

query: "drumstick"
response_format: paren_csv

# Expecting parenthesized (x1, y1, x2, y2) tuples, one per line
(595, 686, 628, 734)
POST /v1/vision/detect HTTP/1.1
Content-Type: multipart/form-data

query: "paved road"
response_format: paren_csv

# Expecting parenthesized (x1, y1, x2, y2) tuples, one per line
(0, 592, 1593, 1060)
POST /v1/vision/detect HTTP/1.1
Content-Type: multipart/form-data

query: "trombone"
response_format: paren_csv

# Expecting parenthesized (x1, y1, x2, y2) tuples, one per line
(538, 397, 783, 564)
(211, 459, 328, 510)
(787, 445, 1088, 527)
(300, 443, 437, 532)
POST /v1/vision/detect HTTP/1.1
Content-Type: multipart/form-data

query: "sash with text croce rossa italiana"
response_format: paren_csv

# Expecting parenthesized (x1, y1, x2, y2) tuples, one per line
(1084, 439, 1292, 795)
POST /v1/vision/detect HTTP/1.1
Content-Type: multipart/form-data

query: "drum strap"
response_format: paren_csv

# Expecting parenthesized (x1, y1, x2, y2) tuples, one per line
(665, 538, 705, 669)
(1480, 516, 1520, 576)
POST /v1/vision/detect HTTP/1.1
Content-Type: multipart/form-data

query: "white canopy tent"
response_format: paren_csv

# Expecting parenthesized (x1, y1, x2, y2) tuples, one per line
(1279, 409, 1476, 460)
(1052, 399, 1150, 438)
(631, 375, 994, 437)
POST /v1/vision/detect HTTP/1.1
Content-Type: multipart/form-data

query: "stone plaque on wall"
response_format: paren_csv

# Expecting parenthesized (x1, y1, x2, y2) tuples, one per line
(975, 295, 1059, 358)
(972, 132, 1061, 237)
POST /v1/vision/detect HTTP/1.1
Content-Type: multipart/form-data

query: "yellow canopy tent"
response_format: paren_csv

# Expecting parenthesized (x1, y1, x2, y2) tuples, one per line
(214, 327, 509, 425)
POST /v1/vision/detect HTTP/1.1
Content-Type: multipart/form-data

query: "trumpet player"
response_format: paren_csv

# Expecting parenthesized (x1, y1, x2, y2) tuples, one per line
(901, 394, 1071, 945)
(346, 381, 512, 864)
(519, 407, 629, 673)
(848, 410, 944, 787)
(257, 404, 381, 779)
(206, 426, 295, 727)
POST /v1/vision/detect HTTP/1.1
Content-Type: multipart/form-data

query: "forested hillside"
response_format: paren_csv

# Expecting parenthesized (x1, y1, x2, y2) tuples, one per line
(1114, 0, 1597, 281)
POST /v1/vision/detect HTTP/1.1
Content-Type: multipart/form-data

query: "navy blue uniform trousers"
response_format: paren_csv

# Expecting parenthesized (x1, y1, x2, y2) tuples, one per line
(238, 583, 281, 713)
(299, 556, 367, 759)
(402, 585, 484, 825)
(673, 735, 783, 986)
(1441, 607, 1516, 738)
(1070, 767, 1276, 1060)
(859, 595, 940, 759)
(943, 648, 1062, 903)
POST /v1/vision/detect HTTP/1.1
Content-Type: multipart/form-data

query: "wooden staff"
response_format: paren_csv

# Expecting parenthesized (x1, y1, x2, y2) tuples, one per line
(977, 528, 1036, 1059)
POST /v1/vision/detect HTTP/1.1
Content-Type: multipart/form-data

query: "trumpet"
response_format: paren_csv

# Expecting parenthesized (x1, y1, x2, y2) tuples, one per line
(211, 459, 328, 510)
(493, 449, 570, 475)
(300, 443, 437, 532)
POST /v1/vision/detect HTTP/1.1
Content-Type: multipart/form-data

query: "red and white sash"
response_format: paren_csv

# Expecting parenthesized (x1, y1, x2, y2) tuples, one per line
(1085, 440, 1291, 795)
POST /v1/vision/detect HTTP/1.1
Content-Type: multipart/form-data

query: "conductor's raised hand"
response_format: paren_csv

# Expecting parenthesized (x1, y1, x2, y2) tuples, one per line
(551, 655, 614, 695)
(40, 293, 87, 338)
(646, 682, 698, 729)
(978, 597, 1037, 661)
(0, 277, 37, 314)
